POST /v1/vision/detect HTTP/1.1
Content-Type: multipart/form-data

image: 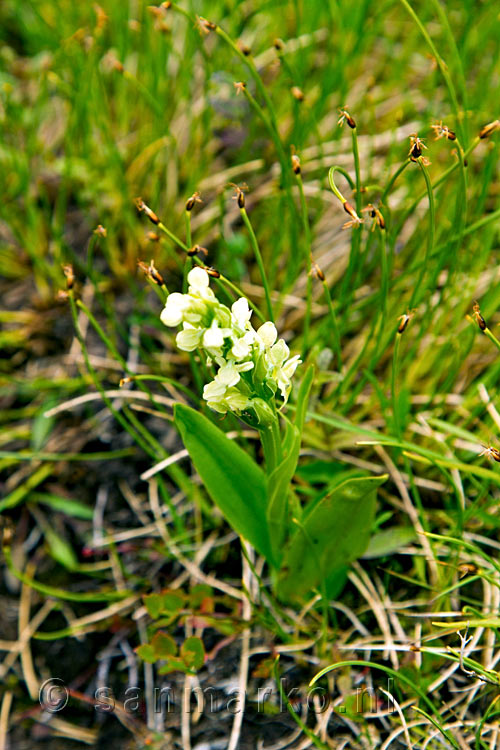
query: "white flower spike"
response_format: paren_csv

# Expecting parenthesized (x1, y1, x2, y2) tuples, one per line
(160, 269, 301, 416)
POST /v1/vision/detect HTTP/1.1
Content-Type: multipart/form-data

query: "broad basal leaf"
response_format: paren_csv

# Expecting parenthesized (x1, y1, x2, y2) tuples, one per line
(266, 420, 300, 564)
(174, 404, 274, 564)
(276, 474, 387, 601)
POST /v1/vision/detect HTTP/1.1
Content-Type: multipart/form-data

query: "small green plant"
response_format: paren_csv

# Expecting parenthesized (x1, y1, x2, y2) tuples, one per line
(159, 265, 387, 602)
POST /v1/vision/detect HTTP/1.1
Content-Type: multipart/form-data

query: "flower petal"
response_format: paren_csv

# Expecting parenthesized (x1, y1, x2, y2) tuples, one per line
(257, 321, 277, 347)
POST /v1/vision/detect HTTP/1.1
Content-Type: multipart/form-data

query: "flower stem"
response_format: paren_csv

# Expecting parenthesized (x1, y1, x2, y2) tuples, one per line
(183, 210, 193, 292)
(295, 173, 313, 357)
(391, 332, 402, 440)
(260, 426, 278, 474)
(321, 280, 342, 372)
(240, 207, 274, 323)
(410, 157, 435, 307)
(351, 127, 362, 215)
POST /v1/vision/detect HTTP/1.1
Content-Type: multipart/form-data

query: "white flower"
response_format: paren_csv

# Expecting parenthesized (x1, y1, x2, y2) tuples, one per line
(203, 379, 227, 400)
(204, 386, 252, 414)
(161, 293, 188, 327)
(216, 362, 241, 387)
(267, 339, 290, 366)
(256, 321, 277, 348)
(231, 331, 255, 360)
(188, 267, 215, 300)
(202, 321, 225, 350)
(158, 268, 301, 417)
(225, 388, 251, 411)
(176, 325, 203, 351)
(231, 298, 252, 331)
(187, 266, 209, 290)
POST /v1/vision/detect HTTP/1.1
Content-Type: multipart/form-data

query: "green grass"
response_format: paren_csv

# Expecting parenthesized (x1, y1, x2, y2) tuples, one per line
(1, 0, 500, 747)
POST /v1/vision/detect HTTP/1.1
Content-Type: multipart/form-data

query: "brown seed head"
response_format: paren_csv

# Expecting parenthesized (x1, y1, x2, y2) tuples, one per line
(472, 301, 486, 330)
(342, 201, 363, 229)
(93, 5, 109, 32)
(273, 38, 284, 52)
(362, 204, 385, 231)
(120, 376, 133, 387)
(291, 86, 304, 102)
(238, 40, 251, 56)
(135, 197, 160, 225)
(187, 245, 208, 258)
(431, 120, 456, 141)
(196, 16, 216, 35)
(147, 231, 160, 241)
(233, 81, 246, 95)
(312, 263, 325, 281)
(62, 264, 75, 290)
(458, 562, 479, 578)
(291, 154, 301, 175)
(479, 119, 500, 139)
(204, 266, 220, 278)
(186, 191, 203, 212)
(229, 183, 247, 209)
(112, 58, 124, 73)
(397, 310, 415, 334)
(343, 201, 358, 219)
(338, 107, 356, 129)
(479, 445, 500, 462)
(408, 133, 427, 161)
(138, 259, 164, 285)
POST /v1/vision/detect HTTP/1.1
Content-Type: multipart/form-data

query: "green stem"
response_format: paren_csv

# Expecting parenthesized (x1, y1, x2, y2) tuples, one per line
(260, 426, 278, 474)
(68, 293, 153, 458)
(328, 165, 355, 203)
(183, 211, 193, 292)
(321, 280, 342, 371)
(483, 327, 500, 353)
(240, 207, 274, 323)
(379, 228, 388, 318)
(410, 157, 435, 307)
(259, 412, 282, 474)
(295, 174, 313, 356)
(351, 128, 362, 214)
(391, 332, 401, 440)
(380, 159, 411, 205)
(398, 0, 462, 140)
(158, 220, 189, 252)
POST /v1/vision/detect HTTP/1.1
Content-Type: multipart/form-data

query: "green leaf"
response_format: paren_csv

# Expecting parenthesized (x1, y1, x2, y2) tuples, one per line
(151, 631, 177, 658)
(276, 475, 387, 602)
(162, 591, 185, 612)
(144, 593, 164, 619)
(43, 525, 79, 571)
(362, 526, 416, 558)
(158, 657, 189, 675)
(180, 636, 205, 671)
(30, 492, 93, 520)
(136, 644, 156, 664)
(174, 404, 274, 564)
(266, 420, 300, 564)
(31, 399, 56, 452)
(294, 365, 314, 435)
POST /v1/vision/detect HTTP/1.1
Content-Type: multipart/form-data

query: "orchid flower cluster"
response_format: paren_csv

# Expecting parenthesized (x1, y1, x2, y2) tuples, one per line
(160, 267, 301, 420)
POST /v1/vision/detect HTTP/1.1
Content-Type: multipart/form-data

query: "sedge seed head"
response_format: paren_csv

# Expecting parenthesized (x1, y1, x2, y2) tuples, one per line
(338, 107, 356, 129)
(135, 197, 160, 225)
(186, 191, 203, 211)
(479, 119, 499, 139)
(472, 301, 486, 330)
(431, 120, 456, 141)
